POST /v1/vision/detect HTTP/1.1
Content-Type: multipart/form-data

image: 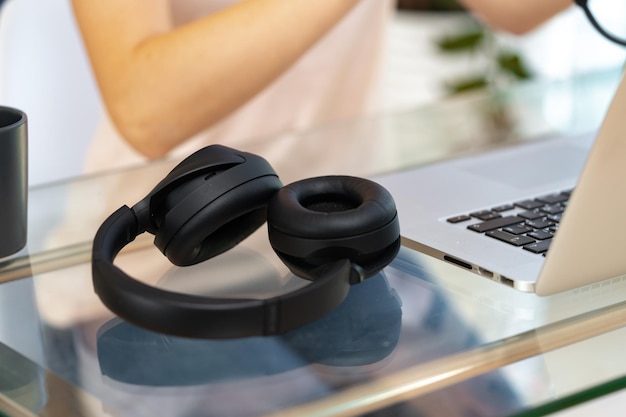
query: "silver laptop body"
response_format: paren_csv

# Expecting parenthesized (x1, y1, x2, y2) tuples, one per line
(376, 73, 626, 296)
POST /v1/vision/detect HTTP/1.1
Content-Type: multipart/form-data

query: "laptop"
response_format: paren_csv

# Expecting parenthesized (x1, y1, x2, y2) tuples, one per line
(375, 72, 626, 296)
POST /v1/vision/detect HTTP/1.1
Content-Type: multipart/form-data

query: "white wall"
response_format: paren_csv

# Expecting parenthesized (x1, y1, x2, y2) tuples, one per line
(0, 0, 102, 186)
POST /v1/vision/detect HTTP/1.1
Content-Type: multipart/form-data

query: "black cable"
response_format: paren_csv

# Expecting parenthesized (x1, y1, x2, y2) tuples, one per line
(575, 0, 626, 47)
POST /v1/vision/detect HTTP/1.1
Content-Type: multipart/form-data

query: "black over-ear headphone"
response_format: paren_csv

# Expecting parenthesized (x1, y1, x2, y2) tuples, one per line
(92, 145, 400, 339)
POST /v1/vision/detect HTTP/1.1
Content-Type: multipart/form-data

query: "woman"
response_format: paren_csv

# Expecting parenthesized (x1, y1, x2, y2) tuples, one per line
(72, 0, 572, 173)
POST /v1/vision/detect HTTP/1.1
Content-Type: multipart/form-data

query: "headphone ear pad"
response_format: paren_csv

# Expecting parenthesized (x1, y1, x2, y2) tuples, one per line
(267, 176, 400, 279)
(163, 175, 282, 266)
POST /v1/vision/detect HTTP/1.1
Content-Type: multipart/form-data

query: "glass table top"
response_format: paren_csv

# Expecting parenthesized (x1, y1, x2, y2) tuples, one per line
(1, 69, 625, 417)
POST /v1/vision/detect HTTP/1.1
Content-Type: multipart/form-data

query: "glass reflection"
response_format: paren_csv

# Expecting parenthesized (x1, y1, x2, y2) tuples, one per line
(0, 246, 528, 417)
(0, 343, 46, 413)
(96, 273, 403, 387)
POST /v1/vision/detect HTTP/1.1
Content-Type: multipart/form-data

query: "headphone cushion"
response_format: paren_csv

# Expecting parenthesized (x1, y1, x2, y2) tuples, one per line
(268, 176, 396, 238)
(267, 176, 400, 278)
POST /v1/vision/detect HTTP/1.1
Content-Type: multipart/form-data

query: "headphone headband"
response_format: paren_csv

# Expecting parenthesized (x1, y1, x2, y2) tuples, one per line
(92, 205, 353, 338)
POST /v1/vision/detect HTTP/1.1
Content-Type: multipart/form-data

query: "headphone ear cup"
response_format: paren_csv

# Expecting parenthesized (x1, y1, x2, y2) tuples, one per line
(146, 146, 282, 266)
(267, 176, 400, 279)
(162, 175, 283, 266)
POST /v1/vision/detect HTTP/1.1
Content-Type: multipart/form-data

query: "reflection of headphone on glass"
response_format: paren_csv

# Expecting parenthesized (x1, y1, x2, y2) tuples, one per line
(96, 273, 402, 387)
(92, 145, 400, 339)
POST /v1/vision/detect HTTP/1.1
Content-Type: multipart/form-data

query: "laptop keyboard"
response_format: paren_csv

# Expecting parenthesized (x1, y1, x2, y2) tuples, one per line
(446, 189, 573, 256)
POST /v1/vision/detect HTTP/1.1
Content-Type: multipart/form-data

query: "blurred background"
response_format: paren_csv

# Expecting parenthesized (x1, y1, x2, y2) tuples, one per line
(0, 0, 625, 186)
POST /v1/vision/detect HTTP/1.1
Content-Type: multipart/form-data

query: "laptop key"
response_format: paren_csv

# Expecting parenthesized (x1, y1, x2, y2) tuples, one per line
(467, 216, 526, 233)
(470, 210, 501, 221)
(492, 204, 515, 212)
(540, 204, 564, 215)
(548, 213, 563, 223)
(514, 199, 545, 210)
(527, 229, 553, 240)
(486, 230, 536, 246)
(524, 239, 552, 254)
(526, 217, 554, 229)
(537, 193, 569, 204)
(518, 209, 545, 220)
(447, 214, 471, 224)
(503, 224, 534, 235)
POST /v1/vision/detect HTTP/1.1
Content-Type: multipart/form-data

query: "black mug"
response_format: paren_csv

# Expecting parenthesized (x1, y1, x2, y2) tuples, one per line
(0, 106, 28, 258)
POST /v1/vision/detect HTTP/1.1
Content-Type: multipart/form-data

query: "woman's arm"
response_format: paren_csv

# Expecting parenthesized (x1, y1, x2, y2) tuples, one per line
(459, 0, 573, 35)
(71, 0, 359, 158)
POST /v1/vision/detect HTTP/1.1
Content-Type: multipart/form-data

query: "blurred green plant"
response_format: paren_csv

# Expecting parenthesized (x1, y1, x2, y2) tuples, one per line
(397, 0, 530, 140)
(398, 0, 533, 95)
(436, 18, 533, 95)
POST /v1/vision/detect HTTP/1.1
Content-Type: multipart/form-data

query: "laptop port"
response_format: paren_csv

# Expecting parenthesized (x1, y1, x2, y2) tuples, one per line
(478, 267, 494, 278)
(500, 275, 514, 287)
(443, 255, 472, 270)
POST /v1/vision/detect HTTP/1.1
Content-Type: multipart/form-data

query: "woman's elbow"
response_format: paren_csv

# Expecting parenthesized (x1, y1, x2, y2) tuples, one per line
(108, 107, 179, 160)
(103, 90, 224, 159)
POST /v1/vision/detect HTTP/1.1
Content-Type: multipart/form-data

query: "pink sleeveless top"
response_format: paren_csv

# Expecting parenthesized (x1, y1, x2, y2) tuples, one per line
(84, 0, 393, 174)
